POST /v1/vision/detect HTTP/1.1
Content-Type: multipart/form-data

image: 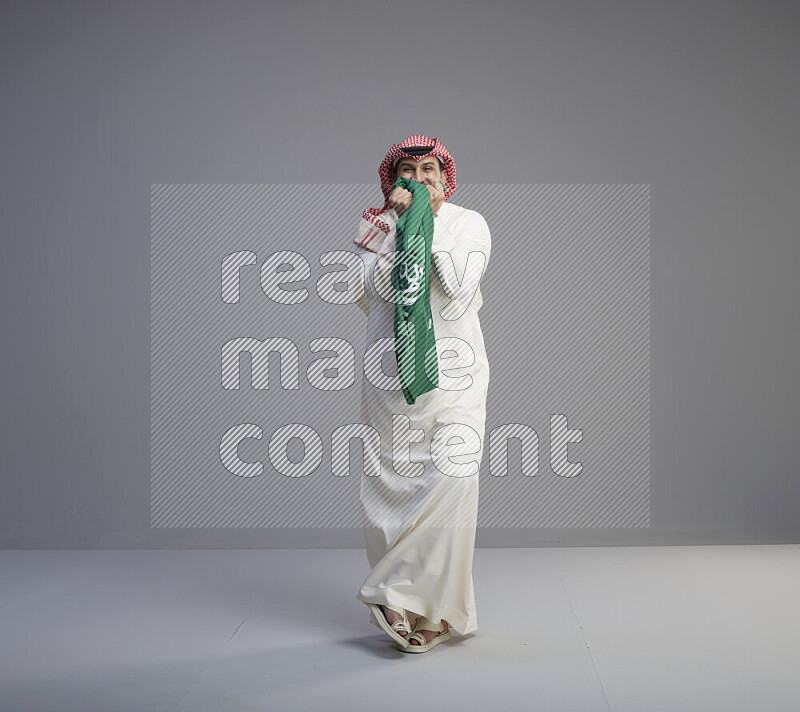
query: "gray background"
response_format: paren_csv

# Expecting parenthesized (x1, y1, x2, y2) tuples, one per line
(1, 0, 797, 548)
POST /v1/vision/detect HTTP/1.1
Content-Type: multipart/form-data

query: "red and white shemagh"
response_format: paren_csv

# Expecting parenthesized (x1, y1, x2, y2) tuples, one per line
(354, 134, 456, 251)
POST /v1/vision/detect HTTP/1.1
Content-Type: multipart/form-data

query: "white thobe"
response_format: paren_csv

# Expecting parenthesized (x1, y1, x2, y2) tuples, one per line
(351, 200, 492, 636)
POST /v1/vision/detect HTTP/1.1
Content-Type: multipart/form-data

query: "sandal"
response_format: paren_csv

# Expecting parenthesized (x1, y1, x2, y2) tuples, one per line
(368, 603, 411, 648)
(403, 616, 451, 653)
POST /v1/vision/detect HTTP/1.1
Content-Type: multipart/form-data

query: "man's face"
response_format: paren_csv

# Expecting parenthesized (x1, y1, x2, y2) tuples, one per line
(394, 156, 446, 188)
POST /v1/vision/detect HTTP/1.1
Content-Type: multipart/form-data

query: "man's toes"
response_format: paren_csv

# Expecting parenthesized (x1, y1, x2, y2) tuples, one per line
(381, 606, 409, 635)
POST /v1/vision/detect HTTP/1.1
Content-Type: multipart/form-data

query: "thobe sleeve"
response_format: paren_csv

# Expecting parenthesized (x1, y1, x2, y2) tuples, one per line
(351, 245, 377, 317)
(351, 209, 399, 316)
(431, 210, 491, 305)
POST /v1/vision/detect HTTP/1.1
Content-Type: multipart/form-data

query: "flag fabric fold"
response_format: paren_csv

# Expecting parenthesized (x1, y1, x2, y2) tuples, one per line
(391, 176, 439, 404)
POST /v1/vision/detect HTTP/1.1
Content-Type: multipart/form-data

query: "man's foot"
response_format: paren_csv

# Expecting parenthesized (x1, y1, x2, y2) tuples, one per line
(381, 605, 409, 638)
(409, 618, 449, 645)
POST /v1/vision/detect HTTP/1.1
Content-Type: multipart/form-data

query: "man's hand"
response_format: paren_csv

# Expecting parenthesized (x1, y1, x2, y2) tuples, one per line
(390, 180, 446, 218)
(389, 186, 413, 217)
(427, 180, 445, 217)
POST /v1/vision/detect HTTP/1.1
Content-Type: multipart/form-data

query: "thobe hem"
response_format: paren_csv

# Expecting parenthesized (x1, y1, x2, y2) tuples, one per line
(355, 588, 477, 637)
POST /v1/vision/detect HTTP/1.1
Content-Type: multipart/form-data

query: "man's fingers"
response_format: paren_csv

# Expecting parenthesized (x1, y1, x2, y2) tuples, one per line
(389, 186, 413, 217)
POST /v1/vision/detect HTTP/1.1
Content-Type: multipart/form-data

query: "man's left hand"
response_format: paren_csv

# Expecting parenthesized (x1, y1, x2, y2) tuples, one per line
(426, 181, 445, 217)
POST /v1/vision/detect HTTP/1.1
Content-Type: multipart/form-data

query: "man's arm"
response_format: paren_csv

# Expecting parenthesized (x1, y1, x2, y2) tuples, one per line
(351, 244, 377, 316)
(351, 211, 399, 316)
(430, 210, 491, 309)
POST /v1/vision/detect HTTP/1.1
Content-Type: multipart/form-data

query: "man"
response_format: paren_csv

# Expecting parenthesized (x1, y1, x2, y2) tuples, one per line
(352, 135, 491, 653)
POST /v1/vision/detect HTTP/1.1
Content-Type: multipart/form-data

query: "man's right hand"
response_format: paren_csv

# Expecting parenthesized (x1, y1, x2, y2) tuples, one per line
(389, 186, 413, 217)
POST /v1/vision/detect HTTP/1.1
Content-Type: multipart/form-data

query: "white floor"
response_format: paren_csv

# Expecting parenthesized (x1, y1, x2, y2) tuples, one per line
(1, 545, 798, 712)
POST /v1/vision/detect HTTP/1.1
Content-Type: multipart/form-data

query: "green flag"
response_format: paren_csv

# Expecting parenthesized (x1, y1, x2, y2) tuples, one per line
(391, 177, 439, 405)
